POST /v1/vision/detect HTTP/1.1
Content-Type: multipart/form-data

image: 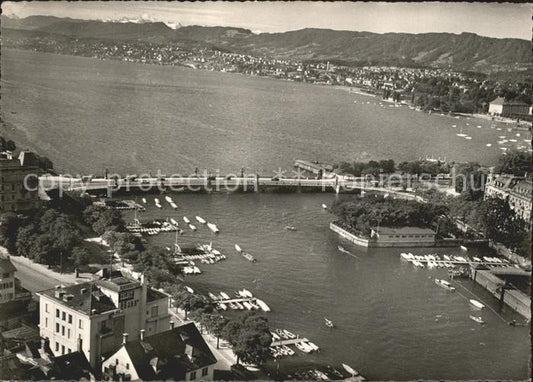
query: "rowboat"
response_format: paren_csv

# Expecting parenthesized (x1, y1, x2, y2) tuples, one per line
(321, 204, 327, 209)
(235, 244, 242, 253)
(295, 342, 312, 353)
(196, 216, 206, 224)
(142, 198, 147, 204)
(324, 318, 334, 328)
(342, 363, 359, 376)
(242, 252, 256, 262)
(188, 224, 197, 231)
(470, 299, 485, 309)
(220, 292, 230, 300)
(218, 303, 227, 311)
(183, 216, 190, 224)
(255, 298, 271, 312)
(435, 278, 455, 292)
(207, 222, 219, 233)
(470, 315, 485, 324)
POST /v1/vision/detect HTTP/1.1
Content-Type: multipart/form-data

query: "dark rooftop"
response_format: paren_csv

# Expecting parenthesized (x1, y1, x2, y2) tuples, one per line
(0, 256, 17, 274)
(38, 283, 117, 315)
(49, 351, 94, 381)
(123, 322, 217, 380)
(96, 276, 141, 292)
(147, 288, 169, 303)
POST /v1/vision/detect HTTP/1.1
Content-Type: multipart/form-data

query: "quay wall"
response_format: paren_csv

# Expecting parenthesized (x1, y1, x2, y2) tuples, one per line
(329, 223, 370, 247)
(473, 269, 531, 320)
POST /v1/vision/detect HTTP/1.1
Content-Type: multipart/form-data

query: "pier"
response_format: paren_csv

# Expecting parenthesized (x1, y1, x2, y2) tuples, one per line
(271, 337, 310, 347)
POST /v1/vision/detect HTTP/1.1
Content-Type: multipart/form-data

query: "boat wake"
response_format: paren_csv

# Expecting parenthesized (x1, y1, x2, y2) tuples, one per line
(337, 245, 359, 259)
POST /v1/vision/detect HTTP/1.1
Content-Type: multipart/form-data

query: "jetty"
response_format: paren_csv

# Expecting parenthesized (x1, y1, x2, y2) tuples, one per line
(271, 337, 310, 347)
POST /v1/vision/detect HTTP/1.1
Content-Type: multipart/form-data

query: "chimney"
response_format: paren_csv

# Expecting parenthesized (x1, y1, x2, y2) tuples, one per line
(185, 344, 193, 360)
(169, 321, 175, 330)
(140, 329, 145, 341)
(122, 333, 128, 345)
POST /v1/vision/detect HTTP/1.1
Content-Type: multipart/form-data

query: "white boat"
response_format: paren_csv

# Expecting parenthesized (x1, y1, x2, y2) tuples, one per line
(342, 363, 359, 376)
(460, 245, 468, 251)
(271, 331, 280, 341)
(400, 253, 410, 261)
(465, 136, 472, 140)
(284, 226, 296, 231)
(255, 299, 271, 312)
(235, 244, 242, 253)
(196, 216, 206, 224)
(435, 278, 455, 291)
(486, 144, 492, 147)
(220, 292, 230, 300)
(282, 345, 295, 356)
(306, 342, 319, 351)
(183, 216, 190, 224)
(470, 315, 485, 324)
(321, 203, 327, 209)
(208, 292, 218, 301)
(142, 198, 147, 204)
(295, 342, 312, 353)
(170, 218, 179, 226)
(218, 303, 227, 311)
(470, 299, 485, 309)
(165, 196, 173, 203)
(155, 203, 162, 209)
(188, 224, 197, 231)
(234, 302, 245, 310)
(207, 222, 219, 233)
(282, 330, 296, 339)
(241, 289, 253, 298)
(170, 202, 178, 209)
(324, 317, 334, 328)
(185, 286, 194, 293)
(242, 301, 253, 310)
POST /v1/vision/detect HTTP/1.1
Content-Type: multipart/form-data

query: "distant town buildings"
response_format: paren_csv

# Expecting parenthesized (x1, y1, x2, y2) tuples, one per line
(36, 272, 171, 367)
(102, 322, 217, 381)
(484, 174, 532, 225)
(0, 150, 39, 212)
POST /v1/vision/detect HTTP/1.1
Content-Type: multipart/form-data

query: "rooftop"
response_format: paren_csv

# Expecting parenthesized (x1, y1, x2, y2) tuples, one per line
(123, 322, 217, 380)
(38, 283, 117, 316)
(96, 276, 141, 293)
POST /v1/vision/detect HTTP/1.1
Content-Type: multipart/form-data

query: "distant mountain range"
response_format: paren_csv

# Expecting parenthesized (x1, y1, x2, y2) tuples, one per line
(2, 15, 531, 71)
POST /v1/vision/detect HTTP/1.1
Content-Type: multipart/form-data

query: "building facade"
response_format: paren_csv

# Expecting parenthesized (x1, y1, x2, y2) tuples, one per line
(0, 256, 16, 303)
(0, 150, 39, 213)
(37, 273, 171, 368)
(488, 97, 532, 118)
(484, 174, 532, 226)
(370, 226, 437, 246)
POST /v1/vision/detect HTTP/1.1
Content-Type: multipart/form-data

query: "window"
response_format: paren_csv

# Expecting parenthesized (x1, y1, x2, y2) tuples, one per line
(68, 348, 71, 353)
(62, 312, 66, 321)
(61, 345, 65, 355)
(79, 320, 83, 329)
(61, 326, 65, 336)
(126, 363, 130, 370)
(68, 314, 72, 324)
(56, 323, 60, 333)
(67, 328, 71, 339)
(45, 304, 49, 313)
(115, 359, 119, 365)
(151, 305, 159, 317)
(55, 342, 59, 352)
(190, 371, 196, 380)
(56, 309, 60, 318)
(202, 367, 208, 377)
(45, 317, 48, 328)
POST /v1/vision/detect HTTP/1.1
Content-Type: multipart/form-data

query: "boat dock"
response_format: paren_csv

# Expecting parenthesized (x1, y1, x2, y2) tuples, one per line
(271, 337, 310, 346)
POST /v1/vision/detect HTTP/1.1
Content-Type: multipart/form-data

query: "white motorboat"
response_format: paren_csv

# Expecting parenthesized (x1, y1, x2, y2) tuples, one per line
(207, 222, 219, 233)
(255, 299, 271, 312)
(183, 216, 190, 224)
(196, 216, 206, 224)
(306, 342, 319, 351)
(165, 196, 173, 203)
(282, 330, 296, 339)
(460, 245, 468, 251)
(218, 303, 227, 311)
(142, 198, 147, 204)
(342, 363, 359, 376)
(188, 224, 197, 231)
(321, 204, 327, 209)
(234, 302, 245, 310)
(208, 292, 218, 301)
(271, 331, 280, 341)
(170, 202, 178, 209)
(154, 198, 160, 204)
(241, 289, 253, 298)
(155, 203, 162, 209)
(242, 301, 253, 310)
(185, 286, 194, 293)
(170, 218, 179, 226)
(235, 244, 242, 253)
(295, 342, 312, 353)
(435, 278, 455, 291)
(470, 315, 485, 324)
(400, 253, 410, 261)
(275, 329, 287, 339)
(470, 299, 485, 309)
(486, 143, 492, 147)
(220, 292, 230, 300)
(324, 318, 334, 328)
(281, 345, 294, 356)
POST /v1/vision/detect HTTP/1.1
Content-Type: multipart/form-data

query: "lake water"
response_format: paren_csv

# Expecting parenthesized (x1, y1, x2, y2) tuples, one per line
(0, 49, 530, 379)
(1, 49, 529, 177)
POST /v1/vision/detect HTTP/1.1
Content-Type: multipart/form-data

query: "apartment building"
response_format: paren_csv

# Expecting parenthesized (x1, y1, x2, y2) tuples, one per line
(0, 150, 39, 212)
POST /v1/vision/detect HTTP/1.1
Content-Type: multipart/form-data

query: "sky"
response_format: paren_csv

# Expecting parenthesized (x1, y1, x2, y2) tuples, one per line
(2, 1, 531, 40)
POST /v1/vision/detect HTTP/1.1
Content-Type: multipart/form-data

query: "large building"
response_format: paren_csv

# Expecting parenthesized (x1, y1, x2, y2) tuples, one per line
(102, 322, 217, 381)
(488, 97, 531, 118)
(37, 272, 171, 368)
(370, 226, 436, 247)
(0, 150, 40, 212)
(0, 256, 16, 303)
(484, 174, 532, 226)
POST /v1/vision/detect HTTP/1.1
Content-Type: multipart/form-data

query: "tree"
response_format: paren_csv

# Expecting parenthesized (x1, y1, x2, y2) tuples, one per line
(230, 313, 272, 366)
(0, 213, 24, 253)
(494, 150, 532, 176)
(201, 314, 228, 348)
(480, 197, 526, 250)
(72, 246, 90, 267)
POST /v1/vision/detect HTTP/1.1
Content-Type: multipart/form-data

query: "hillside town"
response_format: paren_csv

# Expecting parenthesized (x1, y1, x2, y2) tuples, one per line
(2, 31, 532, 121)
